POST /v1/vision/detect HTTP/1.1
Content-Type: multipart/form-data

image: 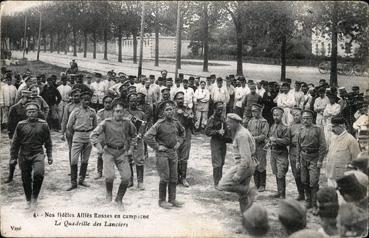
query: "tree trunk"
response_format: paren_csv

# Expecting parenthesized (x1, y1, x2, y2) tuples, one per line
(103, 28, 108, 60)
(50, 33, 54, 52)
(72, 28, 77, 57)
(64, 30, 68, 54)
(154, 1, 159, 66)
(133, 32, 138, 64)
(43, 34, 46, 52)
(280, 34, 287, 81)
(236, 22, 243, 76)
(93, 30, 96, 59)
(83, 31, 87, 58)
(178, 16, 182, 69)
(118, 28, 122, 62)
(57, 31, 60, 54)
(330, 1, 338, 87)
(202, 2, 209, 72)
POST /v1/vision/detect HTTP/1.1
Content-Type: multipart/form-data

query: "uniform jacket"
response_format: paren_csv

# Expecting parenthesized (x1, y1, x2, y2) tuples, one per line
(297, 125, 327, 162)
(248, 117, 269, 145)
(268, 122, 289, 152)
(66, 106, 97, 143)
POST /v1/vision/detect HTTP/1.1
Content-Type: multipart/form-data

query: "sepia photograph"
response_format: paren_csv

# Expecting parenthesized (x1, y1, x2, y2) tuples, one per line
(0, 0, 368, 237)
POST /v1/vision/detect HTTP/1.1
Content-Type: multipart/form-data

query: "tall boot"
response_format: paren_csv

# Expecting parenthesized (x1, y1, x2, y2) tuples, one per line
(136, 165, 145, 190)
(105, 181, 113, 202)
(5, 164, 16, 183)
(213, 168, 221, 187)
(272, 176, 280, 198)
(115, 182, 128, 206)
(253, 171, 260, 189)
(32, 175, 44, 205)
(78, 163, 90, 187)
(94, 155, 103, 179)
(295, 176, 305, 201)
(158, 182, 172, 209)
(66, 165, 78, 191)
(128, 163, 134, 188)
(168, 182, 184, 207)
(279, 177, 286, 199)
(259, 171, 266, 192)
(177, 161, 182, 185)
(219, 166, 223, 181)
(311, 187, 319, 215)
(304, 185, 312, 209)
(181, 161, 190, 187)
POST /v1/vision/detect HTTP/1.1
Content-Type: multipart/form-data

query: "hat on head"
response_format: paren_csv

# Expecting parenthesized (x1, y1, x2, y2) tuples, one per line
(117, 72, 125, 77)
(161, 87, 170, 94)
(80, 91, 92, 98)
(137, 92, 146, 98)
(271, 107, 284, 114)
(189, 76, 194, 80)
(175, 78, 181, 83)
(166, 78, 173, 82)
(102, 95, 113, 103)
(128, 75, 135, 79)
(174, 91, 184, 99)
(319, 79, 326, 83)
(210, 74, 216, 78)
(178, 73, 184, 78)
(248, 79, 254, 84)
(290, 106, 302, 115)
(182, 78, 189, 82)
(157, 100, 175, 115)
(227, 113, 242, 122)
(200, 78, 206, 84)
(216, 77, 223, 82)
(149, 74, 155, 79)
(161, 70, 168, 74)
(295, 81, 302, 85)
(21, 90, 32, 98)
(95, 72, 102, 78)
(350, 152, 368, 175)
(278, 199, 306, 233)
(86, 75, 92, 79)
(242, 204, 269, 236)
(336, 173, 367, 202)
(127, 93, 138, 101)
(251, 103, 263, 111)
(70, 88, 81, 95)
(352, 86, 360, 90)
(127, 85, 136, 91)
(25, 102, 40, 111)
(344, 170, 368, 190)
(281, 82, 290, 87)
(317, 187, 339, 218)
(302, 109, 314, 117)
(331, 116, 345, 125)
(214, 101, 224, 108)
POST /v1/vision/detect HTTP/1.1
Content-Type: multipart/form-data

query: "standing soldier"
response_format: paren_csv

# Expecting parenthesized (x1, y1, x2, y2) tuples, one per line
(217, 113, 257, 214)
(90, 73, 107, 112)
(296, 110, 327, 214)
(66, 91, 97, 191)
(90, 102, 137, 206)
(57, 75, 72, 126)
(205, 101, 231, 188)
(10, 103, 53, 208)
(174, 91, 195, 187)
(40, 77, 62, 130)
(94, 95, 113, 180)
(126, 93, 147, 190)
(210, 77, 230, 119)
(248, 104, 269, 192)
(144, 101, 185, 209)
(60, 89, 81, 170)
(288, 107, 305, 200)
(267, 107, 289, 199)
(29, 84, 49, 119)
(194, 79, 210, 131)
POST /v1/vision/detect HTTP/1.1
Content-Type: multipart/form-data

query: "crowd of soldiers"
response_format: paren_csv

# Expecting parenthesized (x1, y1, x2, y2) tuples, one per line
(1, 62, 368, 237)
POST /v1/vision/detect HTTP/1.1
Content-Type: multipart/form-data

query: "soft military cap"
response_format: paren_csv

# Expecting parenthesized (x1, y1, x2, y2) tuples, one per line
(271, 107, 284, 114)
(278, 199, 306, 231)
(251, 103, 263, 111)
(242, 204, 269, 236)
(227, 113, 242, 122)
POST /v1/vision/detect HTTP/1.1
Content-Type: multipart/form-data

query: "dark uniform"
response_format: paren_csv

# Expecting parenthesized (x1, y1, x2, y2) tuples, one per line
(204, 102, 231, 187)
(289, 117, 305, 200)
(297, 110, 327, 210)
(90, 115, 137, 204)
(268, 107, 289, 198)
(10, 108, 52, 206)
(248, 104, 269, 192)
(66, 94, 97, 190)
(262, 83, 278, 126)
(144, 101, 185, 209)
(174, 91, 195, 187)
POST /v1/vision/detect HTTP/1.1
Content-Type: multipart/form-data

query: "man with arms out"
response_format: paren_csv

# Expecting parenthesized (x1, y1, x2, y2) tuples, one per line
(218, 113, 257, 214)
(296, 109, 327, 214)
(90, 102, 137, 206)
(66, 91, 97, 191)
(10, 103, 53, 208)
(144, 101, 185, 209)
(248, 103, 269, 192)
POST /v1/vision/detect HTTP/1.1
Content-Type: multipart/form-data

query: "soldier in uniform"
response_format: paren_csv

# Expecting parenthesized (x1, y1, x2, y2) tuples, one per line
(10, 103, 53, 208)
(126, 93, 147, 190)
(288, 107, 305, 200)
(296, 109, 327, 214)
(111, 80, 130, 109)
(137, 92, 153, 169)
(28, 84, 49, 119)
(72, 74, 92, 94)
(267, 107, 289, 199)
(90, 102, 137, 206)
(248, 103, 269, 192)
(174, 91, 195, 187)
(60, 89, 81, 169)
(66, 91, 97, 191)
(94, 95, 113, 180)
(154, 88, 171, 121)
(144, 101, 185, 209)
(204, 101, 231, 188)
(218, 113, 257, 214)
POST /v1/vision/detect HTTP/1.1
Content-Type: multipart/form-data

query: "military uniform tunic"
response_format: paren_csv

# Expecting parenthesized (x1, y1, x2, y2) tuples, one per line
(175, 105, 194, 162)
(268, 122, 289, 178)
(127, 108, 147, 165)
(248, 117, 269, 172)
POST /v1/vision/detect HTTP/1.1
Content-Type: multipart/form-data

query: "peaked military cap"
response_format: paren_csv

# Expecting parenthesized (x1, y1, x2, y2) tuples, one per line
(227, 113, 242, 122)
(302, 109, 314, 117)
(271, 107, 284, 114)
(127, 93, 138, 101)
(95, 72, 102, 78)
(25, 102, 40, 111)
(331, 116, 345, 125)
(278, 199, 306, 232)
(161, 87, 170, 94)
(242, 204, 269, 236)
(174, 91, 184, 99)
(251, 103, 263, 111)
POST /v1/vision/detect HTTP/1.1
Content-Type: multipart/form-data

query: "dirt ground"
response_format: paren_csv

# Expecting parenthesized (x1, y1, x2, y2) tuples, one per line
(1, 61, 325, 237)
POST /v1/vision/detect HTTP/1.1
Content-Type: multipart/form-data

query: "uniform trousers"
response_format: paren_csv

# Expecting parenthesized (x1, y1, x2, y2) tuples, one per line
(300, 153, 320, 189)
(156, 149, 178, 183)
(270, 150, 289, 178)
(103, 147, 131, 184)
(19, 153, 45, 201)
(71, 141, 92, 166)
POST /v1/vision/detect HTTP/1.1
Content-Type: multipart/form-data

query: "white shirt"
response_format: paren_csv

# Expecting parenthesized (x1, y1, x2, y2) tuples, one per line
(234, 86, 250, 108)
(256, 87, 265, 97)
(353, 114, 369, 130)
(57, 84, 72, 101)
(211, 86, 230, 104)
(323, 103, 341, 125)
(90, 81, 107, 103)
(0, 84, 17, 107)
(194, 87, 210, 103)
(182, 87, 195, 109)
(274, 91, 295, 108)
(314, 96, 330, 113)
(290, 89, 304, 107)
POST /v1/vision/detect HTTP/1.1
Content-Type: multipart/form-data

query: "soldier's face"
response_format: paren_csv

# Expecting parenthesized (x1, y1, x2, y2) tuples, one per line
(200, 82, 206, 89)
(332, 124, 345, 135)
(302, 113, 313, 126)
(292, 111, 302, 123)
(251, 109, 261, 118)
(31, 88, 38, 97)
(113, 104, 125, 121)
(163, 92, 170, 100)
(163, 105, 174, 119)
(26, 108, 38, 120)
(129, 96, 137, 109)
(81, 96, 91, 107)
(104, 98, 112, 110)
(176, 96, 184, 106)
(302, 85, 308, 93)
(183, 81, 188, 88)
(215, 105, 223, 116)
(273, 111, 283, 123)
(73, 93, 81, 103)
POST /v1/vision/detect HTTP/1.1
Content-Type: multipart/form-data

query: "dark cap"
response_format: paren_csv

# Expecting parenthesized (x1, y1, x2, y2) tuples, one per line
(161, 87, 170, 94)
(70, 88, 81, 95)
(80, 91, 92, 98)
(127, 93, 138, 101)
(149, 74, 155, 79)
(174, 91, 184, 99)
(214, 101, 224, 108)
(242, 204, 269, 236)
(216, 77, 223, 82)
(158, 100, 176, 114)
(317, 187, 339, 218)
(251, 103, 263, 111)
(331, 116, 345, 125)
(281, 82, 290, 87)
(166, 78, 173, 82)
(128, 75, 135, 79)
(95, 72, 102, 78)
(336, 173, 367, 202)
(302, 109, 314, 117)
(271, 107, 284, 114)
(278, 199, 306, 233)
(182, 78, 189, 82)
(25, 102, 40, 111)
(127, 85, 137, 92)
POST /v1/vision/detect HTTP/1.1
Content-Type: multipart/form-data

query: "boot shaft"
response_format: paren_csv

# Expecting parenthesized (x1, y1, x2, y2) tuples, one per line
(115, 182, 128, 203)
(159, 182, 167, 202)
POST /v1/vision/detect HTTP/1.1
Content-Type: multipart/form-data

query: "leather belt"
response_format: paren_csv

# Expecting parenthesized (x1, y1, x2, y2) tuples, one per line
(106, 144, 125, 150)
(74, 129, 92, 132)
(302, 148, 319, 154)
